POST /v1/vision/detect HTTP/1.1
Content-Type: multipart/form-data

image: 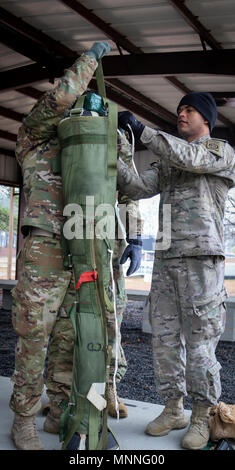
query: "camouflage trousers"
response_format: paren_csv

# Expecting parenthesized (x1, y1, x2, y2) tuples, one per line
(9, 234, 127, 416)
(150, 256, 227, 407)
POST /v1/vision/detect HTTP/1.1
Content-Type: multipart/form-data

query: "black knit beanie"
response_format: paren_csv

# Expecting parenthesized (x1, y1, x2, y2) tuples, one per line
(177, 92, 217, 132)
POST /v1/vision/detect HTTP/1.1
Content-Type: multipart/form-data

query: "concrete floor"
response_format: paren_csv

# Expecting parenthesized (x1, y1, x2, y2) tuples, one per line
(0, 375, 192, 451)
(2, 375, 235, 456)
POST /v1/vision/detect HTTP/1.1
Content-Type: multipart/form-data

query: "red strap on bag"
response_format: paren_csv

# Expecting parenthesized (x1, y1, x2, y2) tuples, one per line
(75, 271, 98, 290)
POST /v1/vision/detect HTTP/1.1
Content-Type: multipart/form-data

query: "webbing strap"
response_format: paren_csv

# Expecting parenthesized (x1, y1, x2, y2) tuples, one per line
(104, 290, 114, 313)
(96, 408, 108, 450)
(61, 234, 73, 269)
(105, 99, 117, 177)
(61, 396, 85, 449)
(88, 405, 100, 450)
(61, 133, 107, 148)
(96, 59, 117, 178)
(52, 151, 62, 174)
(96, 346, 112, 450)
(96, 60, 106, 98)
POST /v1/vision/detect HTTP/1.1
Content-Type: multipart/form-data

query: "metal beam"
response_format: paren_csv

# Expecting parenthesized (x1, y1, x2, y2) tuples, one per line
(104, 78, 177, 124)
(0, 6, 76, 60)
(0, 3, 233, 135)
(1, 4, 173, 125)
(61, 0, 234, 129)
(104, 83, 177, 133)
(19, 80, 176, 133)
(0, 147, 15, 157)
(0, 129, 17, 142)
(0, 2, 174, 128)
(0, 50, 234, 133)
(165, 2, 235, 129)
(100, 50, 235, 77)
(167, 0, 222, 51)
(14, 78, 176, 133)
(0, 23, 56, 68)
(0, 64, 57, 92)
(1, 49, 235, 93)
(59, 0, 143, 54)
(2, 2, 233, 127)
(58, 0, 181, 126)
(211, 127, 235, 146)
(18, 78, 177, 125)
(1, 78, 176, 135)
(17, 87, 44, 101)
(0, 4, 176, 127)
(165, 76, 191, 95)
(210, 92, 235, 99)
(0, 105, 25, 122)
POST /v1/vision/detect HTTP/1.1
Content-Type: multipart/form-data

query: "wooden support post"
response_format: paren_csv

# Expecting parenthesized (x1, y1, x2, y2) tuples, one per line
(7, 187, 14, 279)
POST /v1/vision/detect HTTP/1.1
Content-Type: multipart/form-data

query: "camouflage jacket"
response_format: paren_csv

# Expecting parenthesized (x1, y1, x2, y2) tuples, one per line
(117, 127, 235, 258)
(15, 54, 142, 239)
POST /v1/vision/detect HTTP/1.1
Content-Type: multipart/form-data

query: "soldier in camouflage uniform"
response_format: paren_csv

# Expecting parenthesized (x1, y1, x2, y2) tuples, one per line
(117, 92, 235, 450)
(10, 41, 142, 450)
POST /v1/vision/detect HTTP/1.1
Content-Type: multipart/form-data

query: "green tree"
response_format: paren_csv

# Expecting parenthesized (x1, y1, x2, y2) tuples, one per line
(0, 207, 10, 231)
(0, 206, 18, 231)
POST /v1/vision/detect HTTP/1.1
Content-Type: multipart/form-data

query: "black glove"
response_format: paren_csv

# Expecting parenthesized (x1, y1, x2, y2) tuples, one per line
(118, 111, 144, 141)
(120, 237, 142, 276)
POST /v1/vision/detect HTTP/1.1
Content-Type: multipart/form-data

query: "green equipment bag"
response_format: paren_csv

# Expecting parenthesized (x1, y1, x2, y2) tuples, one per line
(57, 60, 118, 450)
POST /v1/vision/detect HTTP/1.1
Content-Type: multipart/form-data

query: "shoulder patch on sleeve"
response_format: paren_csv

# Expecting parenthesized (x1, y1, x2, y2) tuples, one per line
(203, 139, 225, 158)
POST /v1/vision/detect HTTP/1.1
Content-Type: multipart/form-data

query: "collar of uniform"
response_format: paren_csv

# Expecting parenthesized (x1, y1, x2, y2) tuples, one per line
(192, 134, 210, 144)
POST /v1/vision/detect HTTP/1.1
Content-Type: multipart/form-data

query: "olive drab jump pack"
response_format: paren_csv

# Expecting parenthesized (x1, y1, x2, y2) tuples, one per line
(57, 61, 118, 450)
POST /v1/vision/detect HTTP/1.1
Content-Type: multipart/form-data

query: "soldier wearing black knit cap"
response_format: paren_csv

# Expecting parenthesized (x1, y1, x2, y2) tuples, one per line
(177, 92, 217, 132)
(116, 92, 235, 450)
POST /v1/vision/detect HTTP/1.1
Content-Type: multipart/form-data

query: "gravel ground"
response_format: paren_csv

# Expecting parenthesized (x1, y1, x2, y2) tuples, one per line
(0, 301, 234, 410)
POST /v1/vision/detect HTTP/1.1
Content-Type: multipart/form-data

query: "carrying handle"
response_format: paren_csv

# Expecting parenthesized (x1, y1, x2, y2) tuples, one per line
(96, 60, 117, 177)
(95, 60, 106, 98)
(71, 59, 106, 111)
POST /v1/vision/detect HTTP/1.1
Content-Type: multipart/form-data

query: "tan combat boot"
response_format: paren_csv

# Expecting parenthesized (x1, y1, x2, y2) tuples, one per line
(43, 403, 62, 434)
(145, 398, 189, 436)
(107, 386, 128, 419)
(181, 402, 210, 450)
(11, 414, 44, 450)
